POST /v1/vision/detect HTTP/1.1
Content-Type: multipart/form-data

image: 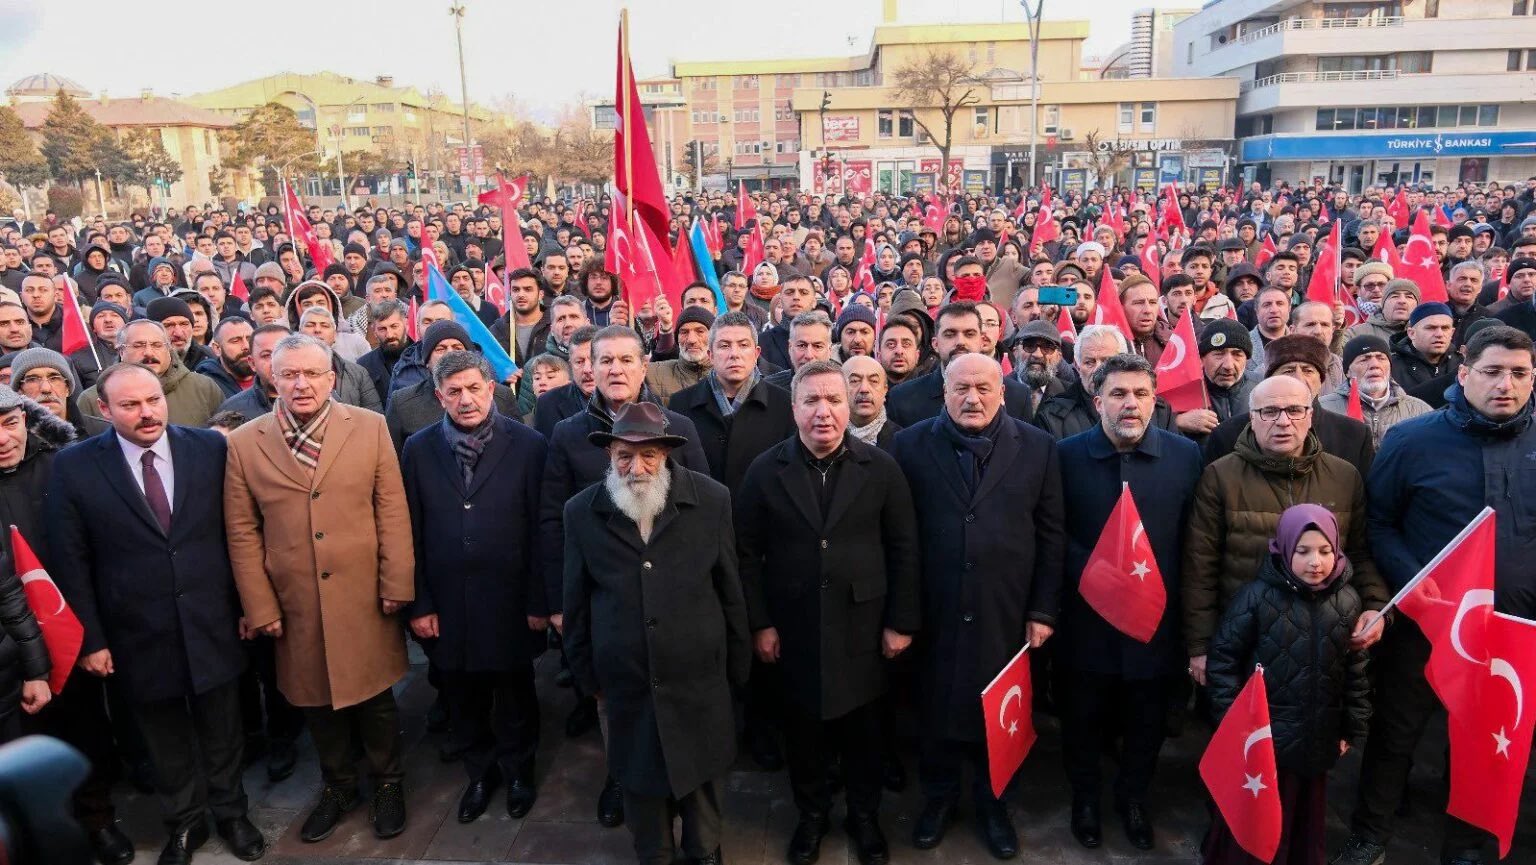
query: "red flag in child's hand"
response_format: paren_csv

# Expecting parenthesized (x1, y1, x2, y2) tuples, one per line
(1200, 667, 1282, 864)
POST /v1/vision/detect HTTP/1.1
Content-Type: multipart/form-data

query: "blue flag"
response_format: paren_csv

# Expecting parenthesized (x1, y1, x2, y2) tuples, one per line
(689, 218, 727, 312)
(424, 262, 519, 380)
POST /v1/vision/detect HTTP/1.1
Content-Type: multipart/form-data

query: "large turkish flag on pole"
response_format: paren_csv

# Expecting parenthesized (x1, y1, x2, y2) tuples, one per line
(1200, 667, 1282, 864)
(613, 15, 673, 247)
(980, 644, 1036, 799)
(1078, 483, 1165, 643)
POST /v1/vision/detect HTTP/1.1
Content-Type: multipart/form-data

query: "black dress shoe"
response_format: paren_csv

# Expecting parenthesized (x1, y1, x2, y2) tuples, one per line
(881, 756, 906, 792)
(843, 812, 890, 865)
(506, 763, 537, 818)
(696, 847, 724, 865)
(425, 697, 450, 733)
(300, 785, 360, 843)
(1119, 801, 1154, 851)
(457, 773, 500, 823)
(565, 696, 599, 738)
(977, 801, 1018, 860)
(746, 727, 783, 771)
(911, 798, 955, 850)
(597, 775, 625, 827)
(787, 811, 829, 865)
(1070, 801, 1101, 849)
(88, 823, 135, 865)
(216, 816, 267, 861)
(371, 782, 407, 839)
(266, 739, 297, 783)
(156, 822, 207, 865)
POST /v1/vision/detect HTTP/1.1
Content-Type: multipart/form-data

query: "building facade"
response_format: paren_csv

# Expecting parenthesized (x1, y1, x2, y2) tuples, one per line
(1174, 0, 1536, 190)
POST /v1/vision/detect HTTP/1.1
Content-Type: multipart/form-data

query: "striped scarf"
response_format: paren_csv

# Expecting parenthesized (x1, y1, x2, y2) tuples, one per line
(278, 399, 332, 473)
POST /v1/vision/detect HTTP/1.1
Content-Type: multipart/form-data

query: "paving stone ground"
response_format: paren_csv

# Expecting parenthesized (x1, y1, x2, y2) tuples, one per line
(108, 648, 1534, 865)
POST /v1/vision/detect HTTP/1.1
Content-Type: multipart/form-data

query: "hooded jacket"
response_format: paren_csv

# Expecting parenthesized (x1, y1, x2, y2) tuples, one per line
(1181, 428, 1388, 657)
(283, 280, 370, 361)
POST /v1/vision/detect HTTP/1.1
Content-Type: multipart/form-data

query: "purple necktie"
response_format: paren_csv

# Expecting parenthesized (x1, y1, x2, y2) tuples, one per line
(140, 450, 172, 534)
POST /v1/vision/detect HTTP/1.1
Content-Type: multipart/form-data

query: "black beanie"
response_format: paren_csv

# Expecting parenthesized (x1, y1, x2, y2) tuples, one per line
(1342, 334, 1390, 371)
(674, 305, 715, 336)
(421, 320, 474, 362)
(1198, 318, 1253, 357)
(146, 296, 194, 324)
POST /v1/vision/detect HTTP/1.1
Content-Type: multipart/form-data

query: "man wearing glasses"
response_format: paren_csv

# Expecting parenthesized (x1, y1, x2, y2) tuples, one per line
(1335, 324, 1536, 865)
(1181, 374, 1389, 689)
(75, 320, 226, 429)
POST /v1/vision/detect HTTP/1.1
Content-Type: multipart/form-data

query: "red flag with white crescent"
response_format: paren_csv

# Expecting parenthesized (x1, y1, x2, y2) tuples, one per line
(735, 180, 758, 231)
(1056, 308, 1077, 345)
(1078, 484, 1165, 643)
(10, 526, 84, 695)
(229, 269, 249, 303)
(1095, 263, 1135, 345)
(1398, 210, 1449, 303)
(1386, 188, 1410, 230)
(483, 264, 506, 315)
(980, 644, 1036, 798)
(1305, 219, 1343, 307)
(1253, 234, 1277, 270)
(1201, 667, 1282, 863)
(1155, 308, 1205, 413)
(56, 277, 91, 357)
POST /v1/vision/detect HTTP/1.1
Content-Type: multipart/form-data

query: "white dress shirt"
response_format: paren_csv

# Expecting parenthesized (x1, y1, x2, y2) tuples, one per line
(117, 432, 175, 515)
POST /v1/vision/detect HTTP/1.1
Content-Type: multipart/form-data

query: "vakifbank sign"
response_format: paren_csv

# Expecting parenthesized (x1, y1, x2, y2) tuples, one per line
(1241, 131, 1536, 162)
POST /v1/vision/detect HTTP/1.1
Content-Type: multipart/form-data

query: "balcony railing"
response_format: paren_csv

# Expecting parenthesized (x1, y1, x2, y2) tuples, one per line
(1240, 68, 1406, 92)
(1225, 15, 1404, 48)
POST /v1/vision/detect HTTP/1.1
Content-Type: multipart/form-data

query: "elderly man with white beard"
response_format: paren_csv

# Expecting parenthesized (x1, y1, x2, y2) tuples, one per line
(562, 401, 750, 865)
(646, 307, 716, 404)
(1319, 335, 1431, 449)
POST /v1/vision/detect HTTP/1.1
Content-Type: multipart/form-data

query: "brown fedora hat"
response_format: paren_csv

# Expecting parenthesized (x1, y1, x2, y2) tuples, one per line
(587, 402, 689, 449)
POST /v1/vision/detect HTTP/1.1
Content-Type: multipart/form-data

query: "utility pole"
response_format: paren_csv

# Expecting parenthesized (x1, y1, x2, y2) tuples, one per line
(94, 167, 107, 218)
(1021, 0, 1044, 191)
(450, 2, 473, 195)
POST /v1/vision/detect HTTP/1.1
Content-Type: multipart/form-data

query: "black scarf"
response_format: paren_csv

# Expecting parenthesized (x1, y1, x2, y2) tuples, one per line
(937, 409, 1005, 495)
(444, 414, 494, 485)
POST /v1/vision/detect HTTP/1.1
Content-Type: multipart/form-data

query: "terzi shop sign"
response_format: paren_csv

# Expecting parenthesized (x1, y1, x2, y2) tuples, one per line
(1095, 138, 1193, 153)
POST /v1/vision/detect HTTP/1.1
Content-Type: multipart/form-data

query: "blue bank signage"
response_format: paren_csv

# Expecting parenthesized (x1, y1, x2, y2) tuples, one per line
(1242, 131, 1536, 162)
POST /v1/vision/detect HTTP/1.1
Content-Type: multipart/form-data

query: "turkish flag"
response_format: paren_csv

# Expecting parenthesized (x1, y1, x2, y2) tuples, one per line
(56, 278, 91, 357)
(1386, 188, 1410, 230)
(613, 19, 672, 246)
(1160, 183, 1186, 234)
(228, 269, 249, 303)
(670, 227, 699, 288)
(1032, 187, 1058, 251)
(1095, 263, 1135, 345)
(980, 644, 1037, 798)
(1305, 220, 1343, 307)
(1200, 667, 1282, 864)
(1139, 236, 1161, 280)
(1056, 308, 1078, 345)
(924, 200, 948, 236)
(1079, 484, 1165, 643)
(1253, 234, 1277, 270)
(405, 296, 419, 342)
(1431, 206, 1452, 229)
(1371, 230, 1400, 268)
(480, 173, 534, 272)
(1155, 308, 1205, 413)
(735, 180, 758, 231)
(482, 264, 506, 316)
(1346, 378, 1363, 421)
(10, 526, 84, 695)
(740, 223, 765, 278)
(1398, 210, 1449, 303)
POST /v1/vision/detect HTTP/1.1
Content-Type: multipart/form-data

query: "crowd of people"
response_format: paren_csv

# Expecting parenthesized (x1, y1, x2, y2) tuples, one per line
(0, 174, 1532, 865)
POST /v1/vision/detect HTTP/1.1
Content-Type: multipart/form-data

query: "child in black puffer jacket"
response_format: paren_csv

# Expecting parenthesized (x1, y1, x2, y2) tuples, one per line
(1202, 504, 1372, 865)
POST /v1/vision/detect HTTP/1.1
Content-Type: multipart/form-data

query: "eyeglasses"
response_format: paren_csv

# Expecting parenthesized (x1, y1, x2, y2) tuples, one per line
(126, 341, 167, 352)
(275, 369, 333, 382)
(1252, 405, 1312, 422)
(1470, 366, 1533, 384)
(19, 372, 67, 388)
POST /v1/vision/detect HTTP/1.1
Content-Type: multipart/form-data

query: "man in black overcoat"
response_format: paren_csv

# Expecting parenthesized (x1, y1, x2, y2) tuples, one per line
(886, 302, 1038, 428)
(562, 402, 750, 865)
(892, 353, 1065, 861)
(735, 360, 921, 865)
(403, 351, 549, 824)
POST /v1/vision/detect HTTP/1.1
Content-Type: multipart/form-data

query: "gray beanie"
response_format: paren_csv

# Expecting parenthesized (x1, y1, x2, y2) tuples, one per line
(0, 384, 22, 413)
(10, 347, 79, 394)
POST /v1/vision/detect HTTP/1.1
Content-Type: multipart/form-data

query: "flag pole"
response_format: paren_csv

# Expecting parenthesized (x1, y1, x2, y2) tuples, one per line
(619, 7, 635, 308)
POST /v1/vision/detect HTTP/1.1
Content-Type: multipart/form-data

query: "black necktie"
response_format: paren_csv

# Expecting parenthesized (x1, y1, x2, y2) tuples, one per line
(141, 450, 172, 534)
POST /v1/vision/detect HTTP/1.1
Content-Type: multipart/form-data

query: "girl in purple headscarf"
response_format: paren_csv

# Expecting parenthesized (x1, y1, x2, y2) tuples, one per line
(1202, 504, 1372, 865)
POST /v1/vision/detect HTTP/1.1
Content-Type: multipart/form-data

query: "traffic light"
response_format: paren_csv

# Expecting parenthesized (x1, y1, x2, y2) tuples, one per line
(406, 160, 416, 179)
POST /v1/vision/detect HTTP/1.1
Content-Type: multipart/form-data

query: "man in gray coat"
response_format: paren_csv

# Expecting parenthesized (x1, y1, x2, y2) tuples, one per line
(562, 402, 750, 865)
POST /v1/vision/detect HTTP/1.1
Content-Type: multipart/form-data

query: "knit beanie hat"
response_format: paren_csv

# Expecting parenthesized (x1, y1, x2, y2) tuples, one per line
(1342, 334, 1391, 370)
(10, 347, 79, 393)
(146, 295, 194, 324)
(674, 305, 715, 336)
(254, 261, 286, 284)
(1198, 318, 1252, 357)
(832, 303, 878, 344)
(421, 320, 474, 362)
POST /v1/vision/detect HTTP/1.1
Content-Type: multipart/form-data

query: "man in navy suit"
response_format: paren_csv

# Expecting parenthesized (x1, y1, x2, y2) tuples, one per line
(886, 302, 1040, 428)
(47, 363, 266, 864)
(892, 353, 1065, 861)
(402, 351, 549, 825)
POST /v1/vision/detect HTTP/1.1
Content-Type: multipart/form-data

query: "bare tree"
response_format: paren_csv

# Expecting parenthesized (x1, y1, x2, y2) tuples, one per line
(1082, 130, 1136, 190)
(889, 49, 980, 194)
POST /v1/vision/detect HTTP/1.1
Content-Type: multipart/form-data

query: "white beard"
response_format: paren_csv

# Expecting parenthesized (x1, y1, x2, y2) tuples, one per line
(605, 464, 672, 542)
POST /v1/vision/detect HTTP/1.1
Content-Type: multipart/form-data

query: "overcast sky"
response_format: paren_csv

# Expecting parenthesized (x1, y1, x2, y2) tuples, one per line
(0, 0, 1195, 118)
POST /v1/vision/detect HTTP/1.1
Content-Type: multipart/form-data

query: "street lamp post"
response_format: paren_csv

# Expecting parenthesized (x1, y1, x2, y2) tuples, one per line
(450, 3, 474, 195)
(1021, 0, 1044, 190)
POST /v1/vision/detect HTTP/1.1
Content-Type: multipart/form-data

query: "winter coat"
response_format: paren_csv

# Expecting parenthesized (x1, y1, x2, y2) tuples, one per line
(1318, 381, 1431, 450)
(983, 256, 1028, 312)
(735, 437, 921, 719)
(217, 384, 273, 421)
(385, 378, 518, 454)
(0, 402, 75, 563)
(1367, 385, 1536, 617)
(1343, 312, 1405, 345)
(669, 375, 794, 492)
(403, 415, 548, 671)
(0, 553, 49, 728)
(1388, 335, 1458, 392)
(561, 468, 751, 798)
(334, 354, 383, 415)
(887, 367, 1039, 428)
(224, 403, 414, 709)
(194, 357, 246, 399)
(1203, 402, 1374, 481)
(77, 360, 225, 429)
(892, 415, 1065, 741)
(356, 342, 411, 404)
(1207, 555, 1370, 777)
(1182, 429, 1387, 657)
(490, 312, 553, 368)
(646, 358, 710, 406)
(1056, 426, 1201, 679)
(531, 382, 586, 441)
(1032, 379, 1177, 441)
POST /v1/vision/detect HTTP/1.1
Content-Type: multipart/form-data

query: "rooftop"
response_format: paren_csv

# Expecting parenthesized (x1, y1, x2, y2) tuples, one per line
(11, 95, 236, 129)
